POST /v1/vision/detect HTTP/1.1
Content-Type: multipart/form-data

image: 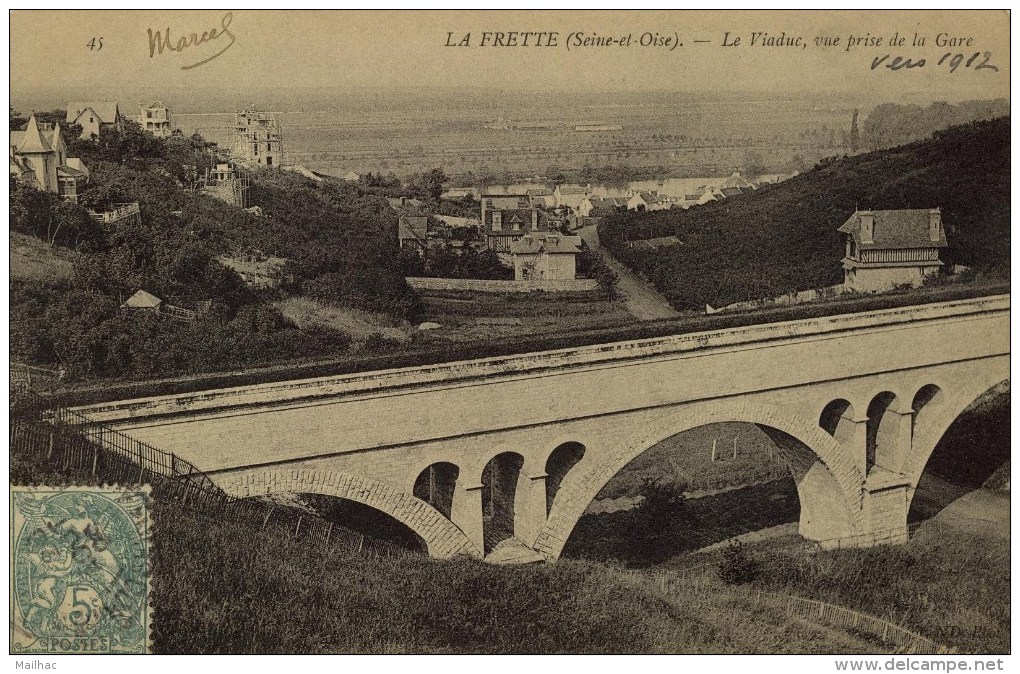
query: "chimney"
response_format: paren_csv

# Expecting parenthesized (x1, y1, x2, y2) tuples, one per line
(929, 208, 942, 242)
(531, 209, 539, 230)
(859, 211, 874, 244)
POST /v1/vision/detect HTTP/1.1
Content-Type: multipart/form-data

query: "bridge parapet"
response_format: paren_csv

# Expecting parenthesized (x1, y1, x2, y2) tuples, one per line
(73, 294, 1009, 425)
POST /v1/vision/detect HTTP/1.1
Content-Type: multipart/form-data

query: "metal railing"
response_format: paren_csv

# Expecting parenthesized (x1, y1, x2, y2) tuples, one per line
(13, 391, 414, 559)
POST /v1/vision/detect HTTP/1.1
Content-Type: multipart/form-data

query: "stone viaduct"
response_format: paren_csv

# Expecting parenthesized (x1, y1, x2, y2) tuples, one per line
(71, 295, 1009, 562)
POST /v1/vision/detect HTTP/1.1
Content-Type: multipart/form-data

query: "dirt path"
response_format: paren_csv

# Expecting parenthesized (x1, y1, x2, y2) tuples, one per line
(579, 225, 679, 321)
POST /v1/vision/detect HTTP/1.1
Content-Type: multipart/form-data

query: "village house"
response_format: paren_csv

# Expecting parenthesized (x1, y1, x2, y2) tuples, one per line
(234, 107, 283, 167)
(510, 232, 583, 281)
(139, 101, 172, 138)
(713, 186, 746, 200)
(201, 163, 250, 208)
(398, 215, 429, 253)
(387, 196, 426, 215)
(720, 171, 757, 190)
(481, 193, 550, 254)
(66, 101, 124, 139)
(553, 184, 590, 210)
(10, 114, 89, 201)
(578, 195, 627, 219)
(342, 170, 361, 182)
(626, 190, 672, 212)
(838, 208, 948, 293)
(525, 185, 555, 208)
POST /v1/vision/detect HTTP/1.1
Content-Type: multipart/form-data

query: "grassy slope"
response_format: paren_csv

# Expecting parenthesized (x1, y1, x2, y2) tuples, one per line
(601, 117, 1010, 309)
(11, 440, 880, 655)
(152, 503, 893, 654)
(10, 232, 76, 283)
(752, 523, 1009, 654)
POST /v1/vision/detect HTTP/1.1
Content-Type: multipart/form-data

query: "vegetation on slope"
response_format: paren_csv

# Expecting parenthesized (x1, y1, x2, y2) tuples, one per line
(600, 117, 1010, 310)
(9, 117, 421, 381)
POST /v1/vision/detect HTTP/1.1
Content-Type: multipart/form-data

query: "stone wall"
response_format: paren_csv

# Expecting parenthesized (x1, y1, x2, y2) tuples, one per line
(406, 277, 599, 293)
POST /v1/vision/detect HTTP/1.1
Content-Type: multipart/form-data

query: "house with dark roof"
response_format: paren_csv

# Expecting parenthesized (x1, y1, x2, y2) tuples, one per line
(480, 194, 550, 254)
(838, 208, 948, 292)
(626, 190, 672, 212)
(398, 215, 429, 253)
(578, 195, 627, 219)
(10, 115, 89, 201)
(510, 233, 583, 280)
(66, 101, 124, 139)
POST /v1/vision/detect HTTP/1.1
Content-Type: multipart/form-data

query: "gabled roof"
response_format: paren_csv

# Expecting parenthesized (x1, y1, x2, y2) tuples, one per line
(587, 195, 627, 214)
(633, 191, 665, 204)
(398, 215, 428, 242)
(482, 194, 532, 210)
(10, 154, 29, 176)
(57, 164, 88, 178)
(510, 233, 583, 255)
(838, 209, 948, 249)
(17, 115, 52, 153)
(722, 172, 755, 189)
(66, 101, 121, 125)
(122, 289, 163, 309)
(718, 187, 744, 198)
(65, 157, 88, 176)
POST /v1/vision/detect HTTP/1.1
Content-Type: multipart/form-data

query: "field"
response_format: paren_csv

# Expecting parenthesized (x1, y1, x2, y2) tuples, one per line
(416, 289, 635, 342)
(145, 89, 862, 181)
(593, 422, 785, 500)
(275, 296, 413, 346)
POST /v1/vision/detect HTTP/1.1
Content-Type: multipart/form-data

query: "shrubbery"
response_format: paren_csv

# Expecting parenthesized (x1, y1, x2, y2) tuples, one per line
(600, 118, 1010, 310)
(10, 117, 423, 381)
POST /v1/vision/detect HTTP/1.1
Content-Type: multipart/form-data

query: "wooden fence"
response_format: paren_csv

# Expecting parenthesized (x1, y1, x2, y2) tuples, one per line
(10, 362, 61, 393)
(636, 570, 956, 654)
(12, 393, 414, 559)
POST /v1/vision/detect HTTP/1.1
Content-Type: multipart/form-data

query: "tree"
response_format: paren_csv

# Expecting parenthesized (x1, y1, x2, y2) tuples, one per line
(717, 539, 760, 584)
(412, 168, 448, 203)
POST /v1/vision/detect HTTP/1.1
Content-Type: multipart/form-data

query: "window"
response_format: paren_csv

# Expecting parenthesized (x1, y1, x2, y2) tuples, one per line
(266, 156, 272, 166)
(146, 110, 153, 118)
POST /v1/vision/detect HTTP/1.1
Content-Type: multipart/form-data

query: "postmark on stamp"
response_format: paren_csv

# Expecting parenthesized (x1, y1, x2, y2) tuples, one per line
(10, 486, 152, 654)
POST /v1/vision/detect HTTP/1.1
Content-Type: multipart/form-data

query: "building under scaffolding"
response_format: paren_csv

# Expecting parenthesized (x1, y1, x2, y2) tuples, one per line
(200, 163, 250, 208)
(234, 107, 283, 167)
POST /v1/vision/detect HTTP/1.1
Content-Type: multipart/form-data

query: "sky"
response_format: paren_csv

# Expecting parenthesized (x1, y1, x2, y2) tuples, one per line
(10, 10, 1010, 101)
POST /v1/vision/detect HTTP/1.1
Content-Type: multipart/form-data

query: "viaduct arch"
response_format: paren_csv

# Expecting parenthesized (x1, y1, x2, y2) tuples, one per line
(70, 295, 1009, 562)
(533, 401, 861, 559)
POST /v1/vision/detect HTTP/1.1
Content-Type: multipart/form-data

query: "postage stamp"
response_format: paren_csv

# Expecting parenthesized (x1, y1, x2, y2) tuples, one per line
(10, 486, 152, 654)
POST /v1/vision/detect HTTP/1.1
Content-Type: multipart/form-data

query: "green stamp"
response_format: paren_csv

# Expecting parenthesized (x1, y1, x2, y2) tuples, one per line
(10, 486, 151, 654)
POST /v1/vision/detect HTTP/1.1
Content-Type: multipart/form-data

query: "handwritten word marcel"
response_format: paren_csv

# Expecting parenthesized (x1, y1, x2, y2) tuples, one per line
(148, 12, 236, 70)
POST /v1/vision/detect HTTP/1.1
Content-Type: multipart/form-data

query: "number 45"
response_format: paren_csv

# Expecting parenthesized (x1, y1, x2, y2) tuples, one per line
(87, 37, 103, 51)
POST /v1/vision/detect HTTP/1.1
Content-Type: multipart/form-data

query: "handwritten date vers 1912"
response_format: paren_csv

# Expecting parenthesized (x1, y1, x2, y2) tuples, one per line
(872, 51, 999, 73)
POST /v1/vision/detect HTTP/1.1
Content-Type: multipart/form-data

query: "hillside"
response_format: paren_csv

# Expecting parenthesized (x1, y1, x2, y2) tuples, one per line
(7, 435, 891, 655)
(600, 117, 1010, 310)
(9, 118, 420, 382)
